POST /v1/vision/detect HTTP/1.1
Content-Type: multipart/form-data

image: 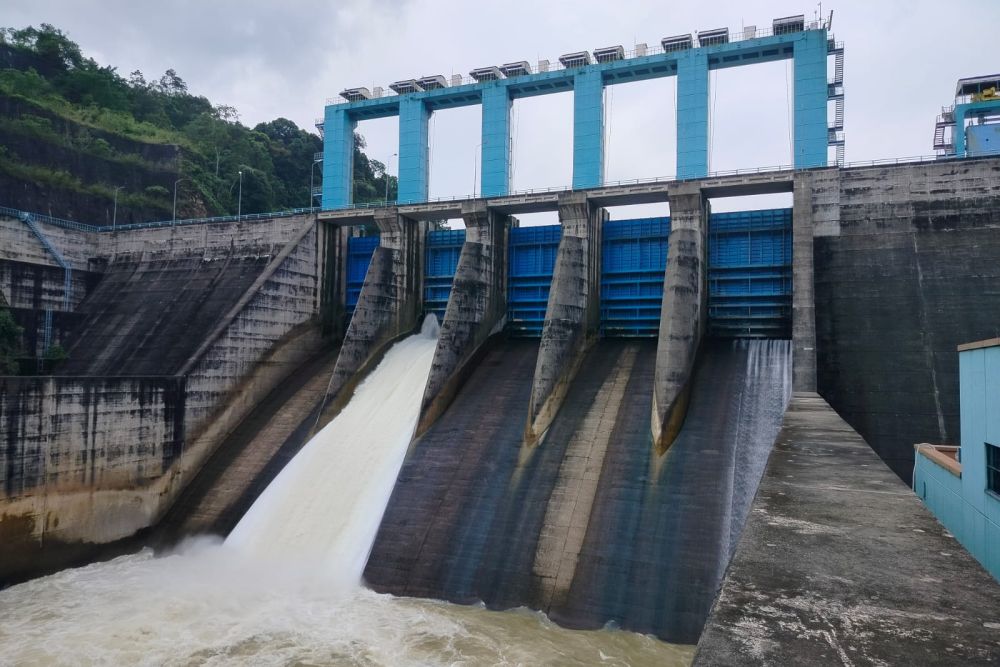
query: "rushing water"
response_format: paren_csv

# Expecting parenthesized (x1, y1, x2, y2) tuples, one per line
(225, 316, 441, 586)
(0, 318, 693, 666)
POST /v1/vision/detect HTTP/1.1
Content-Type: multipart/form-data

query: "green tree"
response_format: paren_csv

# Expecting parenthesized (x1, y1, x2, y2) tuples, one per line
(0, 24, 394, 220)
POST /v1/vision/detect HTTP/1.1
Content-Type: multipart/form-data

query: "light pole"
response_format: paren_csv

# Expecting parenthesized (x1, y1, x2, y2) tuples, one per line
(310, 160, 319, 208)
(172, 177, 190, 223)
(237, 170, 243, 218)
(385, 152, 397, 203)
(112, 185, 124, 228)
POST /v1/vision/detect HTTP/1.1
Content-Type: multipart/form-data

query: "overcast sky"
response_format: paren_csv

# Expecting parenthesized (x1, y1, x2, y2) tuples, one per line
(6, 0, 1000, 220)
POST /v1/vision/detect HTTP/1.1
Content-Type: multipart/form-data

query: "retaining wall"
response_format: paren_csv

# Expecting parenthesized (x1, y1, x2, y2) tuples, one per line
(0, 215, 322, 582)
(815, 157, 1000, 480)
(0, 375, 183, 580)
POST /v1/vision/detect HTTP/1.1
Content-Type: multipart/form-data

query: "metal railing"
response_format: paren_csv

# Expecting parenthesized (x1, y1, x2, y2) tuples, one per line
(321, 165, 804, 212)
(8, 153, 995, 228)
(108, 206, 321, 231)
(1, 204, 320, 233)
(326, 21, 831, 106)
(0, 205, 102, 233)
(323, 152, 1000, 213)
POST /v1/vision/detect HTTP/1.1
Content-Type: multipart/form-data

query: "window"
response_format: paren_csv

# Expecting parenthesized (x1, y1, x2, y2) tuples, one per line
(987, 443, 1000, 494)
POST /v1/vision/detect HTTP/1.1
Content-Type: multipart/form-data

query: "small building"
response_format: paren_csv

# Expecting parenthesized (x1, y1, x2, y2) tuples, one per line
(914, 337, 1000, 580)
(933, 75, 1000, 157)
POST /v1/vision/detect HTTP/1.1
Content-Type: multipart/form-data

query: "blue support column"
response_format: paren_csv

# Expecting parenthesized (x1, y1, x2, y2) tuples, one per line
(572, 69, 604, 190)
(676, 51, 710, 180)
(954, 106, 968, 157)
(481, 83, 511, 197)
(793, 30, 829, 169)
(322, 106, 356, 209)
(398, 97, 430, 203)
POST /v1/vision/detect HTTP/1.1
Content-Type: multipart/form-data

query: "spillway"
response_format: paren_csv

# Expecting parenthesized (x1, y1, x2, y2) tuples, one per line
(365, 340, 540, 599)
(562, 339, 791, 643)
(155, 347, 340, 544)
(0, 322, 692, 664)
(366, 341, 659, 608)
(366, 338, 790, 645)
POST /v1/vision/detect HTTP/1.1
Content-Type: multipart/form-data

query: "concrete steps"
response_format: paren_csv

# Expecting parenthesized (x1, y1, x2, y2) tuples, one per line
(59, 251, 271, 376)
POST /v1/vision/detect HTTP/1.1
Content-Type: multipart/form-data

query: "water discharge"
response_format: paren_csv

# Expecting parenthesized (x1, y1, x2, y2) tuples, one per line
(226, 315, 441, 586)
(0, 317, 693, 666)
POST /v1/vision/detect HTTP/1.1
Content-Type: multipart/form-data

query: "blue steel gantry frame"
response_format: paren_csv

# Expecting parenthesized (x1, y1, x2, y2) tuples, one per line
(322, 25, 837, 208)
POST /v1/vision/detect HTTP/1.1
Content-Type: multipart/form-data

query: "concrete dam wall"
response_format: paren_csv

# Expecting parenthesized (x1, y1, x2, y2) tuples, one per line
(0, 212, 328, 584)
(3, 157, 1000, 652)
(57, 250, 272, 376)
(814, 158, 1000, 480)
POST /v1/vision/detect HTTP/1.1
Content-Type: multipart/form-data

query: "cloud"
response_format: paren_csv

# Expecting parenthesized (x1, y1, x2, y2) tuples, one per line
(5, 0, 1000, 211)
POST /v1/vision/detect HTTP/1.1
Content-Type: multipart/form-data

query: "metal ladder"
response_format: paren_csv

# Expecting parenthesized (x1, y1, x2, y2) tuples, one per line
(38, 308, 53, 373)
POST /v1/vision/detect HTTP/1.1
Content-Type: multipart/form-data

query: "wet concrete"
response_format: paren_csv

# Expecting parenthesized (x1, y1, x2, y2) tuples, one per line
(367, 339, 787, 644)
(365, 340, 539, 598)
(553, 339, 789, 643)
(695, 394, 1000, 665)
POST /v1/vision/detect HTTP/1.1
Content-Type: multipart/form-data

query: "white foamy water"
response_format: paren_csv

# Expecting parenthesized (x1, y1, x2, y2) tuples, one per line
(0, 542, 691, 666)
(0, 317, 693, 666)
(226, 316, 440, 586)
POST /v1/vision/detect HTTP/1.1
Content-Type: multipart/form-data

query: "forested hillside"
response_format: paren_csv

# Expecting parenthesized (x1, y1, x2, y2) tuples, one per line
(0, 24, 395, 224)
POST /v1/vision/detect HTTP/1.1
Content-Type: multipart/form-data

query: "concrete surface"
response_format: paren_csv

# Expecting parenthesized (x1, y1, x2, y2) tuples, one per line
(317, 168, 796, 225)
(0, 374, 184, 584)
(326, 208, 424, 412)
(651, 182, 706, 452)
(526, 192, 604, 444)
(418, 201, 510, 434)
(694, 393, 1000, 666)
(815, 156, 1000, 480)
(0, 217, 322, 582)
(366, 341, 539, 598)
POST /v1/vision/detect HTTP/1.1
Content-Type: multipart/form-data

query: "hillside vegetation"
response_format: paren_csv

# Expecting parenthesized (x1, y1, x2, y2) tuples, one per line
(0, 24, 395, 224)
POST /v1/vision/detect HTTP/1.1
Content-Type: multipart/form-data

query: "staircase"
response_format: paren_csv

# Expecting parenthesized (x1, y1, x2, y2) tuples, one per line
(827, 40, 846, 165)
(19, 212, 73, 365)
(19, 212, 73, 311)
(934, 107, 956, 155)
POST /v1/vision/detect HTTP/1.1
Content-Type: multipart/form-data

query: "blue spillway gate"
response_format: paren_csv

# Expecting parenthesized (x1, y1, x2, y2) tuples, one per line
(424, 229, 466, 322)
(708, 208, 793, 339)
(601, 217, 671, 338)
(346, 235, 379, 316)
(344, 211, 789, 340)
(508, 225, 561, 337)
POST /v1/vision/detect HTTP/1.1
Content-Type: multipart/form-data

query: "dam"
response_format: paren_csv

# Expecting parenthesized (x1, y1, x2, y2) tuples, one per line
(3, 12, 1000, 665)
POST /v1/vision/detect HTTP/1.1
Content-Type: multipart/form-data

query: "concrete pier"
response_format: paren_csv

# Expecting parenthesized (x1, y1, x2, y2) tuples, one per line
(695, 394, 1000, 665)
(326, 208, 424, 411)
(418, 201, 510, 433)
(651, 183, 706, 452)
(526, 192, 604, 444)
